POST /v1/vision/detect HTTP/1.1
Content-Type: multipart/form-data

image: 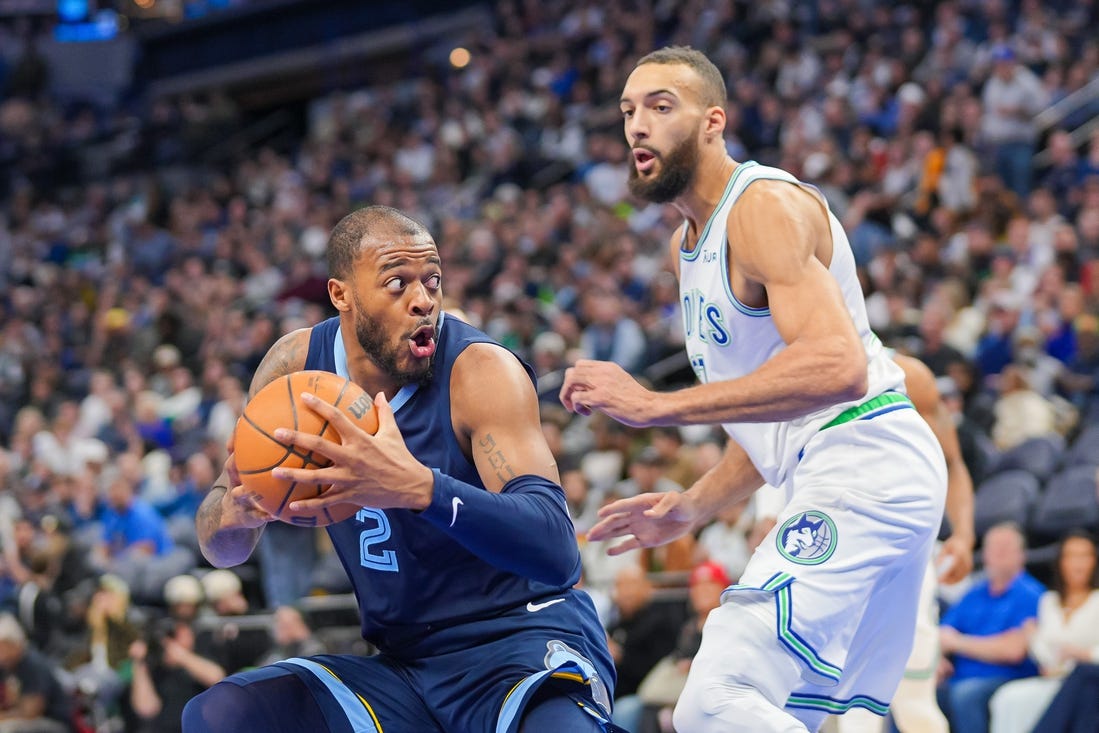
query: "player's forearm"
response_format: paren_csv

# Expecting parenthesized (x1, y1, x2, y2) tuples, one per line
(943, 456, 975, 547)
(420, 471, 581, 586)
(684, 442, 764, 529)
(196, 481, 263, 568)
(653, 341, 866, 426)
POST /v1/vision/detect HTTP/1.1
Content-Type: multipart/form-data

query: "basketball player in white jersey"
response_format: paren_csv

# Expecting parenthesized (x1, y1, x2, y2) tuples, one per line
(751, 351, 975, 733)
(560, 47, 948, 733)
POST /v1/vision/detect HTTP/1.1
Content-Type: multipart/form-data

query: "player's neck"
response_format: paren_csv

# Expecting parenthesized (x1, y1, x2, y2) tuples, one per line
(672, 155, 740, 237)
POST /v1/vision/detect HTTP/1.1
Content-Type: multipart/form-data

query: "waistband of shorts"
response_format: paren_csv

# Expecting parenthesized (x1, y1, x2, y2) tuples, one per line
(819, 391, 913, 432)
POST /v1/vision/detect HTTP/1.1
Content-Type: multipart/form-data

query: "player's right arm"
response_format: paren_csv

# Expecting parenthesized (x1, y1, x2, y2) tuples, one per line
(588, 439, 763, 554)
(195, 329, 311, 568)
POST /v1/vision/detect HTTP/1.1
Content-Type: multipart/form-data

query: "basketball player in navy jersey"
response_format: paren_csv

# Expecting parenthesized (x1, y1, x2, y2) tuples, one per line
(184, 206, 622, 733)
(561, 47, 947, 733)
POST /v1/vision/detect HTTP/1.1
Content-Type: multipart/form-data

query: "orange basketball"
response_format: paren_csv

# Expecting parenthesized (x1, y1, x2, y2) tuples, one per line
(232, 370, 379, 527)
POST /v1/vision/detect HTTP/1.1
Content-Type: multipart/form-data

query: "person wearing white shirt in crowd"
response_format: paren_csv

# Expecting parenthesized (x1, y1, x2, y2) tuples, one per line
(989, 531, 1099, 733)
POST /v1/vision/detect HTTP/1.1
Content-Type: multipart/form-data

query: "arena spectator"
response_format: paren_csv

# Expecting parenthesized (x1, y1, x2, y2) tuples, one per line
(939, 522, 1045, 733)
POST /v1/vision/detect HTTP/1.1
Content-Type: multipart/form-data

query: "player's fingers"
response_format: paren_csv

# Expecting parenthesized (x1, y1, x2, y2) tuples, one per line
(299, 391, 364, 436)
(373, 392, 397, 434)
(559, 371, 581, 412)
(643, 492, 680, 519)
(587, 513, 636, 542)
(271, 464, 341, 485)
(227, 487, 276, 522)
(606, 537, 644, 555)
(596, 493, 662, 518)
(287, 494, 357, 512)
(272, 428, 342, 460)
(225, 453, 241, 488)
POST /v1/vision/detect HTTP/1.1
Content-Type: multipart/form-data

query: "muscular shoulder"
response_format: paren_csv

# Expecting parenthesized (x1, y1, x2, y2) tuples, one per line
(450, 342, 538, 431)
(726, 179, 827, 282)
(248, 328, 312, 398)
(728, 180, 824, 239)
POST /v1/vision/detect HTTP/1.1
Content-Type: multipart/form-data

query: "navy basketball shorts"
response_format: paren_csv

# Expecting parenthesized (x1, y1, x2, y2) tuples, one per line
(216, 597, 618, 732)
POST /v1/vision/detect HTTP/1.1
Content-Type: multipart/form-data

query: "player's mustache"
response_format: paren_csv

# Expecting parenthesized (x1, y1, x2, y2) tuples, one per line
(406, 319, 436, 339)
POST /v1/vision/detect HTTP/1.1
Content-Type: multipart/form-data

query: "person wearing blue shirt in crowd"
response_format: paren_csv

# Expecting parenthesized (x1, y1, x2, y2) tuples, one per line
(939, 522, 1044, 733)
(100, 470, 174, 559)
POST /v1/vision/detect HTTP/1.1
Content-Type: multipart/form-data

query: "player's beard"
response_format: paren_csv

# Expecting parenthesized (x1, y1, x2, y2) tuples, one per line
(628, 133, 700, 203)
(353, 300, 434, 385)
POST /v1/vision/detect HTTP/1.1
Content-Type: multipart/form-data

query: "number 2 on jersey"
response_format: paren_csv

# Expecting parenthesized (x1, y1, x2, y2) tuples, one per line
(356, 508, 399, 572)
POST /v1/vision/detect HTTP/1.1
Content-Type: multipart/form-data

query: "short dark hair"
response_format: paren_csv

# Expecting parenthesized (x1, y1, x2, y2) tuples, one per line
(635, 46, 727, 108)
(327, 205, 429, 279)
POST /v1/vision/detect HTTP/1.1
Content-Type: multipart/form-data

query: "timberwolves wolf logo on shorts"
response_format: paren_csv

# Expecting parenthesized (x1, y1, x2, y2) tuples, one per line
(777, 511, 837, 565)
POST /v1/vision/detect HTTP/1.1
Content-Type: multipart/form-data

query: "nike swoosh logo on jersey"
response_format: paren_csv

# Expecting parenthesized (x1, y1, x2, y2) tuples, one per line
(450, 497, 464, 527)
(526, 598, 565, 612)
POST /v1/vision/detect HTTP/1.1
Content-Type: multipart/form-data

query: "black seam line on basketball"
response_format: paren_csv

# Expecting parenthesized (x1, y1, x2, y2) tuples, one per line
(236, 441, 325, 476)
(275, 480, 327, 518)
(300, 376, 353, 470)
(275, 479, 298, 516)
(286, 376, 299, 431)
(240, 411, 295, 473)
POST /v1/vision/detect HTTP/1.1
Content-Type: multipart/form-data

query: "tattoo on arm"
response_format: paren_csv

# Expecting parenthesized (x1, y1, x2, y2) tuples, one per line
(249, 331, 307, 399)
(196, 486, 228, 539)
(478, 433, 516, 484)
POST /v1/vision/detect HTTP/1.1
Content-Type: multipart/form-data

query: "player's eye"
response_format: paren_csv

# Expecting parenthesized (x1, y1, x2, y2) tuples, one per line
(655, 104, 671, 113)
(425, 274, 442, 290)
(621, 108, 634, 119)
(384, 277, 405, 292)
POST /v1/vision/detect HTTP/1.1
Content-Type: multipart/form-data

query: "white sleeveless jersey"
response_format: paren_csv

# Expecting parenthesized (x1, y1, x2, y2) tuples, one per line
(679, 161, 904, 488)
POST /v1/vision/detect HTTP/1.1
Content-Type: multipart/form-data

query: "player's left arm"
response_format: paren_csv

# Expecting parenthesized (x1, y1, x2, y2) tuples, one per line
(452, 343, 559, 491)
(642, 182, 867, 426)
(897, 353, 975, 583)
(567, 180, 866, 426)
(414, 342, 580, 585)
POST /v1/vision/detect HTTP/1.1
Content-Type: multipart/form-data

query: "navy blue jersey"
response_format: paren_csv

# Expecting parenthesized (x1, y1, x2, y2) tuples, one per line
(304, 314, 582, 655)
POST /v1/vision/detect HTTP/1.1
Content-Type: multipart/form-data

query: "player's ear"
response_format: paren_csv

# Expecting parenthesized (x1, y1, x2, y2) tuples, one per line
(328, 278, 352, 312)
(703, 104, 726, 140)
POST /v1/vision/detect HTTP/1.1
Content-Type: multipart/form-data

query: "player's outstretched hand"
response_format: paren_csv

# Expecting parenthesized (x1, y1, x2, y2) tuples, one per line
(560, 359, 654, 425)
(587, 492, 699, 555)
(559, 359, 664, 428)
(937, 534, 974, 585)
(273, 392, 434, 512)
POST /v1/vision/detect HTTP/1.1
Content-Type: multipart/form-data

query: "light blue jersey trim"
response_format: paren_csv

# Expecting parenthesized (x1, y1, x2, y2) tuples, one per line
(720, 232, 770, 317)
(495, 655, 614, 733)
(680, 161, 758, 261)
(717, 171, 825, 318)
(786, 692, 890, 716)
(333, 313, 446, 414)
(722, 572, 842, 684)
(333, 325, 350, 380)
(496, 670, 554, 733)
(279, 657, 380, 732)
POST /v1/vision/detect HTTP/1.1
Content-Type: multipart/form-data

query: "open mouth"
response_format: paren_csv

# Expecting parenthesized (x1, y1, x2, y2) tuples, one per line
(633, 148, 657, 173)
(408, 325, 436, 359)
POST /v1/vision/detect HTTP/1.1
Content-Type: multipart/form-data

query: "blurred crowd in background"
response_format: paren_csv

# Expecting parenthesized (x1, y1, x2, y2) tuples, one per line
(1, 0, 1099, 731)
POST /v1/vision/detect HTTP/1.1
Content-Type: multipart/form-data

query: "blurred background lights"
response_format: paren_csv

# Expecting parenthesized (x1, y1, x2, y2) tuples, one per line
(449, 47, 471, 69)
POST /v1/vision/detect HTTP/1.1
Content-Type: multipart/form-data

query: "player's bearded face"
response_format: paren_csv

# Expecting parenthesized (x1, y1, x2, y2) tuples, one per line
(628, 131, 700, 203)
(353, 295, 434, 385)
